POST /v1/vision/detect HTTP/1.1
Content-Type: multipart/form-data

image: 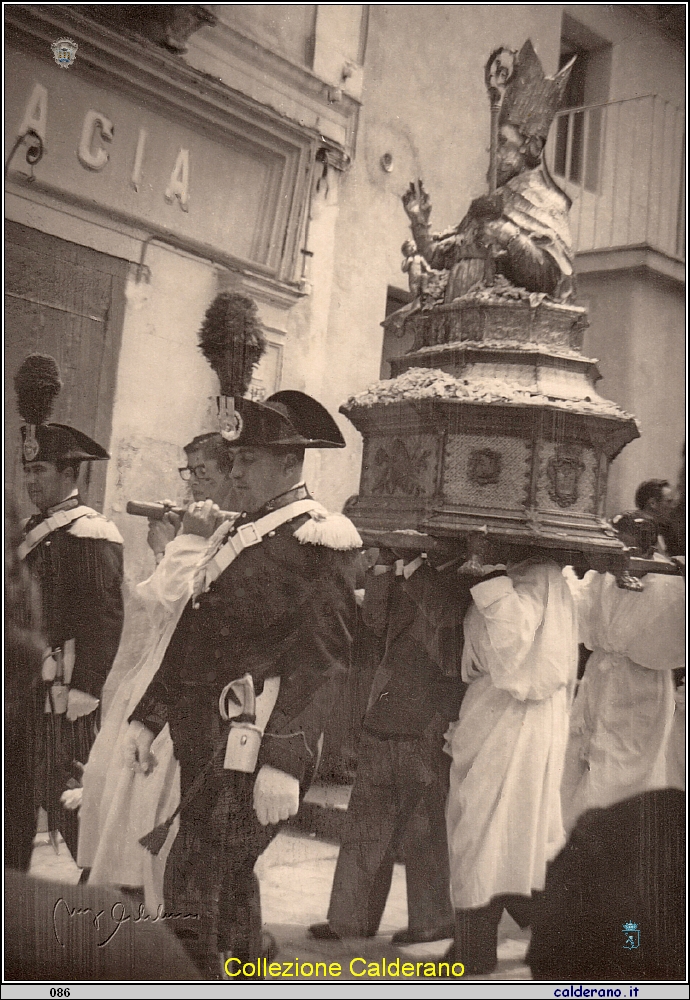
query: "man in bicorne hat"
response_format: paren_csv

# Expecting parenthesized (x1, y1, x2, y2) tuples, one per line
(125, 388, 361, 978)
(14, 354, 124, 863)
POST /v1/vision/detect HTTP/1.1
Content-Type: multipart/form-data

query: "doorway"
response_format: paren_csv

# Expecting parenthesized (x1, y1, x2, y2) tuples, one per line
(5, 221, 128, 515)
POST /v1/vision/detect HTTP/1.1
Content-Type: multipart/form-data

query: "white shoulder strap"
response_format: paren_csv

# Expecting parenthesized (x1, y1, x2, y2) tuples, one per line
(195, 499, 321, 597)
(18, 506, 93, 561)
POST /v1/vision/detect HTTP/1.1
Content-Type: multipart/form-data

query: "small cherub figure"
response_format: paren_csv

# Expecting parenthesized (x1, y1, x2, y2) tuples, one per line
(401, 239, 432, 300)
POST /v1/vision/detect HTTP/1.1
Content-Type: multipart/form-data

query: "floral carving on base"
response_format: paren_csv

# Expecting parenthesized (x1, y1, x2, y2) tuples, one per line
(369, 437, 433, 497)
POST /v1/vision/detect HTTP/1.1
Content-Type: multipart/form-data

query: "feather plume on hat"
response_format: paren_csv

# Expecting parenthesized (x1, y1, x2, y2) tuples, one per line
(14, 354, 109, 463)
(198, 292, 266, 397)
(198, 292, 267, 442)
(14, 353, 62, 426)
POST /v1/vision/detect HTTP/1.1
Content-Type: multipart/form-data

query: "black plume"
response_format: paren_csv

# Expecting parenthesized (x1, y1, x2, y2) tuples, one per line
(198, 293, 266, 397)
(14, 354, 62, 425)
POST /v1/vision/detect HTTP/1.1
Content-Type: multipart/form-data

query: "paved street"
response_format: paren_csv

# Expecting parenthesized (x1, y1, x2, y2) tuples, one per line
(29, 826, 530, 981)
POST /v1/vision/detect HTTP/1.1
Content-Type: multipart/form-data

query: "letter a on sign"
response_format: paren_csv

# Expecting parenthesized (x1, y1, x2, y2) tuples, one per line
(165, 149, 190, 211)
(18, 83, 48, 141)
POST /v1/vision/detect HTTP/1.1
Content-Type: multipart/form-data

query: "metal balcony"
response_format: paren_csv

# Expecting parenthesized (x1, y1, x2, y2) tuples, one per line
(546, 95, 685, 263)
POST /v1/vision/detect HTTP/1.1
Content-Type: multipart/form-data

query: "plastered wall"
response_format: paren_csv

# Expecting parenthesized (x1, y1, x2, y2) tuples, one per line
(578, 268, 685, 514)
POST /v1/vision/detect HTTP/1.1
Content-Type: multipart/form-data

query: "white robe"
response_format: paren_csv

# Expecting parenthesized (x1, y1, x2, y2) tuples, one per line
(666, 680, 685, 793)
(446, 561, 577, 910)
(561, 566, 684, 831)
(78, 534, 207, 913)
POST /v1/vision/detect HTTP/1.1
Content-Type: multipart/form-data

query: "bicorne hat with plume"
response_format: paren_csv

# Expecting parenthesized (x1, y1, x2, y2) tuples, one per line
(14, 353, 109, 463)
(198, 292, 345, 449)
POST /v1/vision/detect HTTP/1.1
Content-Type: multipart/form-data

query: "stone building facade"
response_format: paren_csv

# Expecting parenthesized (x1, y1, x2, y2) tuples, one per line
(5, 5, 684, 697)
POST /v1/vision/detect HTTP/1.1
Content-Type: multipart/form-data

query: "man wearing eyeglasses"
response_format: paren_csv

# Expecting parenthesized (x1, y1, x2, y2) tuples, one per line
(125, 390, 361, 979)
(147, 433, 238, 564)
(77, 430, 239, 896)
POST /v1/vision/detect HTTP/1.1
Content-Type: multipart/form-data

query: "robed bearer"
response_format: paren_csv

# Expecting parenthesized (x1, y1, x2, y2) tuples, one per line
(444, 545, 578, 974)
(561, 511, 685, 829)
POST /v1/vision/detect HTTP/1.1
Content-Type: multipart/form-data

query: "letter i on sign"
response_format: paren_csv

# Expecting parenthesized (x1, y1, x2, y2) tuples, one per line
(131, 128, 147, 191)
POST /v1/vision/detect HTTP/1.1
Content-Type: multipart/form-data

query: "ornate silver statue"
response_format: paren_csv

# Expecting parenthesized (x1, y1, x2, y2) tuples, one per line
(403, 40, 576, 302)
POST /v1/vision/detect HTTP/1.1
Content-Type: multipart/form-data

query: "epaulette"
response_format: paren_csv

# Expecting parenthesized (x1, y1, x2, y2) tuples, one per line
(67, 509, 124, 544)
(293, 505, 362, 551)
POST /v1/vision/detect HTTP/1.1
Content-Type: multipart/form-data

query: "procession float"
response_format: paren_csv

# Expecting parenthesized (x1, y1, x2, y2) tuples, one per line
(340, 41, 671, 587)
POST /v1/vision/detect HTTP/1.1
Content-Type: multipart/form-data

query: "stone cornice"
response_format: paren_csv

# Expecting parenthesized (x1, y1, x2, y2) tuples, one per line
(6, 5, 356, 169)
(575, 245, 685, 287)
(183, 13, 360, 167)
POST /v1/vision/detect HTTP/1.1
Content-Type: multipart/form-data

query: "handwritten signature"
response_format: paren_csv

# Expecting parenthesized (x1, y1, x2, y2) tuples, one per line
(52, 898, 199, 948)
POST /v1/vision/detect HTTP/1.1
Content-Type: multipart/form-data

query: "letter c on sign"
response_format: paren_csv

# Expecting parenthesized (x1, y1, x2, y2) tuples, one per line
(224, 957, 241, 977)
(78, 110, 113, 171)
(350, 958, 366, 977)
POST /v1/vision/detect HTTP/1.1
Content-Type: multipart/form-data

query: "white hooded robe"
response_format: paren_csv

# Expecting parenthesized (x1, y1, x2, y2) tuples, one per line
(446, 561, 577, 910)
(562, 566, 684, 831)
(78, 533, 207, 912)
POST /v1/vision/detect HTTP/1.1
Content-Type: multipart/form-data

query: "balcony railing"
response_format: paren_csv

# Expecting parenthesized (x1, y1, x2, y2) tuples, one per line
(545, 95, 685, 262)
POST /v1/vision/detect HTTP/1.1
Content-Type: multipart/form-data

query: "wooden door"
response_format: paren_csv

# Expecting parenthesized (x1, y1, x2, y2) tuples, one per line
(5, 222, 128, 515)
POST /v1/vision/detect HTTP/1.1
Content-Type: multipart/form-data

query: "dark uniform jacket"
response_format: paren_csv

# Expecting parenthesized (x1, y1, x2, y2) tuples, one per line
(23, 495, 125, 698)
(362, 560, 471, 739)
(21, 494, 124, 852)
(131, 485, 360, 787)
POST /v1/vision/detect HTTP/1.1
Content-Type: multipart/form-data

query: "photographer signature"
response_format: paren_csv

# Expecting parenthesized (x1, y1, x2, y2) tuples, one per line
(52, 898, 199, 947)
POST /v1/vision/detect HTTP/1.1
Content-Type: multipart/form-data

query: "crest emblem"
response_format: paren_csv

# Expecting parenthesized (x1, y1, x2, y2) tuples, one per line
(217, 395, 243, 443)
(468, 448, 502, 486)
(546, 443, 585, 508)
(51, 38, 78, 69)
(622, 921, 640, 950)
(23, 425, 40, 462)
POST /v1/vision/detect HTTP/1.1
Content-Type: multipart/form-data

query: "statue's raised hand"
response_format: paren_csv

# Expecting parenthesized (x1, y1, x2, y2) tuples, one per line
(403, 180, 432, 227)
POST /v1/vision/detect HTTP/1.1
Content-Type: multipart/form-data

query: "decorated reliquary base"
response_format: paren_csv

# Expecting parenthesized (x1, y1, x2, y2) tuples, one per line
(341, 40, 643, 577)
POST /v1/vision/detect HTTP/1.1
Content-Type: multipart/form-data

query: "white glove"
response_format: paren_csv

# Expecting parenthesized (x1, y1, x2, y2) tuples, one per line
(123, 721, 156, 775)
(253, 765, 300, 827)
(65, 689, 100, 722)
(61, 788, 83, 811)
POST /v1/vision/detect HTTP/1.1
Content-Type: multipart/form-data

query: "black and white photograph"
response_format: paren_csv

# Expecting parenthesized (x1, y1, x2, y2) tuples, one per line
(4, 3, 686, 992)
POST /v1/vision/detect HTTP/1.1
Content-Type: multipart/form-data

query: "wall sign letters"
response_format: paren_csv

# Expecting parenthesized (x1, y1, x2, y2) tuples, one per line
(6, 46, 309, 279)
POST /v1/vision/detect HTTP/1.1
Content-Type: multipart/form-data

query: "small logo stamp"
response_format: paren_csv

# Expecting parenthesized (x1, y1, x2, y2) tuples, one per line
(622, 921, 640, 949)
(217, 395, 244, 443)
(51, 38, 78, 69)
